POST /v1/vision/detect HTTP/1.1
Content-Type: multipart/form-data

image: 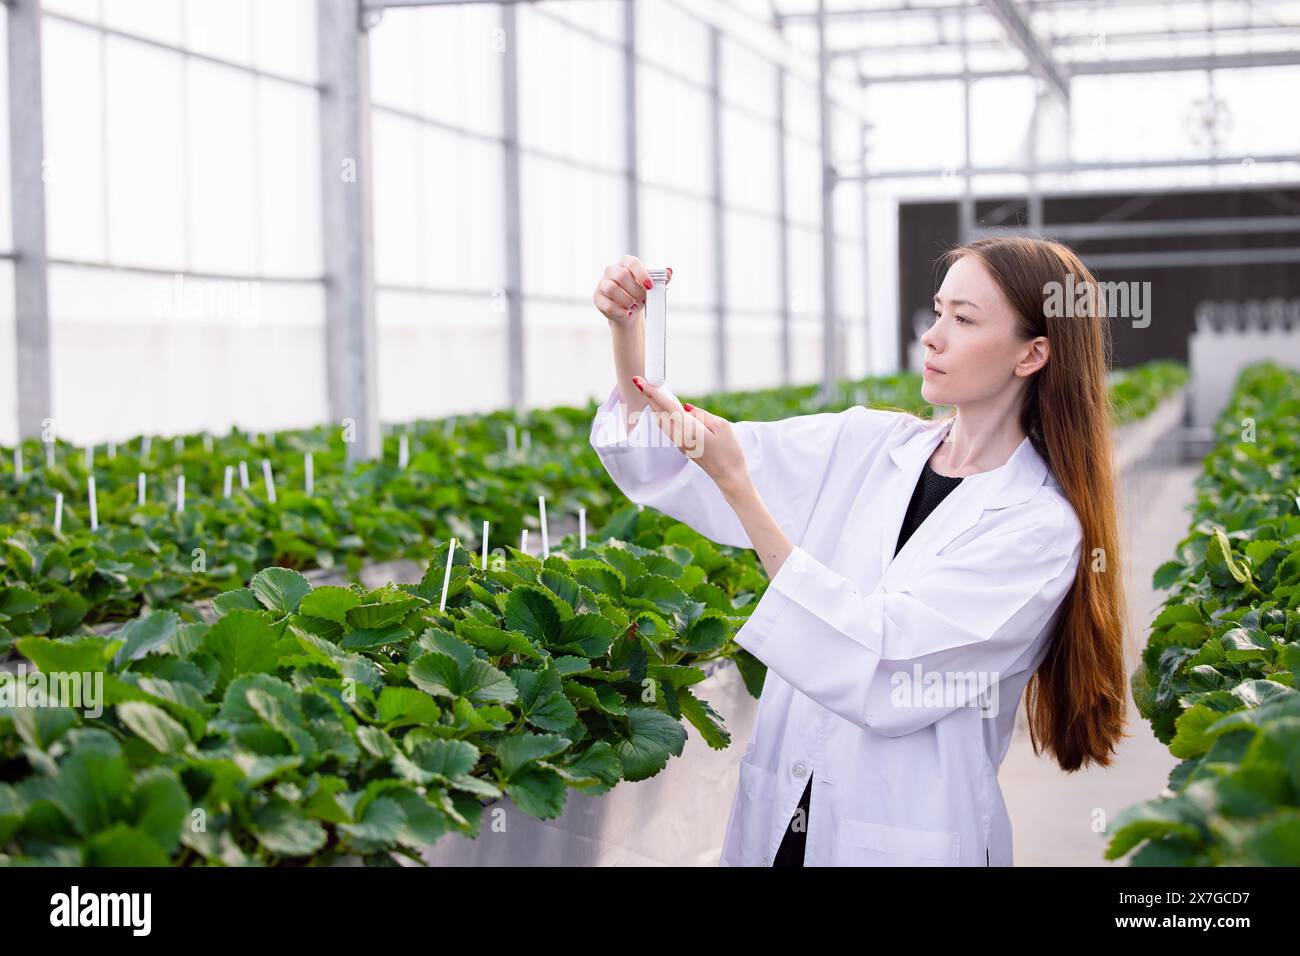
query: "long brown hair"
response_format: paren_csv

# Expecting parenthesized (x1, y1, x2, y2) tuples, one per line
(935, 235, 1129, 772)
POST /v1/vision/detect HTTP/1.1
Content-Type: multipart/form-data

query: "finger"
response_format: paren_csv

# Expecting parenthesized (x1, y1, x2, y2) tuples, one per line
(619, 256, 655, 295)
(594, 292, 634, 324)
(683, 403, 728, 432)
(597, 279, 635, 312)
(633, 376, 676, 415)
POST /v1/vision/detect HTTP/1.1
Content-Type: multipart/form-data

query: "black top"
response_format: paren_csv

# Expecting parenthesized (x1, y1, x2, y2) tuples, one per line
(894, 460, 966, 557)
(771, 457, 964, 867)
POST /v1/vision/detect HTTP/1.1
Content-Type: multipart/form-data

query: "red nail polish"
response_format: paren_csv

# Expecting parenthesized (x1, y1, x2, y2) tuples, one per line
(683, 403, 693, 411)
(644, 279, 653, 289)
(632, 377, 644, 391)
(666, 267, 672, 280)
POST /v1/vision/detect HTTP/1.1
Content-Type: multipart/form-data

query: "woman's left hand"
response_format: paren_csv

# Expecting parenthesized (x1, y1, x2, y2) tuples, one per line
(631, 375, 752, 498)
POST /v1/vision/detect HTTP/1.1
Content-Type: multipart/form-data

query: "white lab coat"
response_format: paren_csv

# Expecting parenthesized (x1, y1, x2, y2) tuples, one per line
(588, 382, 1083, 866)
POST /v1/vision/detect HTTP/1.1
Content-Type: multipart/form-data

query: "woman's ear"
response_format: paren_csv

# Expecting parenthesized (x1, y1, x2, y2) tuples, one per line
(1016, 336, 1050, 377)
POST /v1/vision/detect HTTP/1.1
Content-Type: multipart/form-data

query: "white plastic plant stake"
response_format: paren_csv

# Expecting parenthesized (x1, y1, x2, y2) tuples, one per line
(137, 472, 146, 506)
(142, 435, 151, 459)
(84, 445, 93, 471)
(398, 434, 409, 470)
(579, 507, 586, 549)
(45, 443, 54, 469)
(223, 465, 234, 499)
(176, 475, 185, 513)
(538, 495, 549, 559)
(54, 493, 63, 534)
(87, 477, 98, 531)
(520, 528, 529, 554)
(644, 268, 669, 386)
(506, 424, 516, 456)
(239, 460, 250, 490)
(262, 458, 276, 504)
(481, 520, 489, 569)
(174, 437, 184, 453)
(304, 452, 314, 495)
(13, 448, 22, 482)
(522, 430, 531, 453)
(107, 441, 116, 460)
(203, 433, 213, 455)
(439, 538, 457, 613)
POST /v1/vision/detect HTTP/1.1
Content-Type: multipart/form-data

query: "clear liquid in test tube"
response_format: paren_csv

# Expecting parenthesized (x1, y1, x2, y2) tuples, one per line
(644, 268, 669, 386)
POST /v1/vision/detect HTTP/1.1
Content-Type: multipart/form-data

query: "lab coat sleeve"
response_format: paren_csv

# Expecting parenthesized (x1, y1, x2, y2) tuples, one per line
(732, 499, 1084, 737)
(589, 382, 894, 550)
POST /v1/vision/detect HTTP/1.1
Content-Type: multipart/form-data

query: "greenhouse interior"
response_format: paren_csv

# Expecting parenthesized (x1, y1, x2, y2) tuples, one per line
(0, 0, 1298, 895)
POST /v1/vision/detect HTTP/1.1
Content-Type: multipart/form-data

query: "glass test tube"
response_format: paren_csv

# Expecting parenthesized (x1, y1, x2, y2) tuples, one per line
(644, 268, 669, 386)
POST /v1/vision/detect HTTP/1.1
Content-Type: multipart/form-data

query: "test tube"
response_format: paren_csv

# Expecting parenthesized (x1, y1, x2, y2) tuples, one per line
(644, 267, 669, 386)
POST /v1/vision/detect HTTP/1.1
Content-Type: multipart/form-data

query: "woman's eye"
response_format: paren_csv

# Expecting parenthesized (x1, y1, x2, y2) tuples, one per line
(955, 315, 971, 325)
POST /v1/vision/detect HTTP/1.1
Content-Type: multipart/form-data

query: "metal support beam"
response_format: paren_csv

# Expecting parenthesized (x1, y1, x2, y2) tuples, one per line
(958, 6, 975, 243)
(1027, 89, 1043, 231)
(776, 66, 792, 387)
(1081, 247, 1300, 270)
(501, 3, 525, 412)
(815, 0, 841, 403)
(623, 0, 639, 257)
(708, 25, 727, 393)
(980, 0, 1069, 104)
(859, 49, 1300, 85)
(7, 0, 52, 440)
(979, 215, 1300, 242)
(318, 0, 380, 463)
(859, 118, 872, 380)
(838, 151, 1300, 182)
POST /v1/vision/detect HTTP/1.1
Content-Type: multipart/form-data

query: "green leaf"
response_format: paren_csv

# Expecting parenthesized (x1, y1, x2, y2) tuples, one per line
(346, 597, 424, 630)
(112, 611, 181, 668)
(679, 686, 731, 749)
(299, 586, 361, 626)
(495, 731, 571, 778)
(455, 620, 542, 660)
(554, 614, 618, 658)
(512, 665, 579, 732)
(376, 687, 441, 728)
(339, 796, 406, 851)
(212, 588, 262, 617)
(250, 567, 313, 616)
(130, 768, 190, 855)
(251, 801, 328, 857)
(202, 609, 282, 693)
(504, 767, 567, 819)
(84, 824, 171, 866)
(408, 653, 518, 707)
(15, 635, 116, 675)
(1151, 560, 1186, 590)
(613, 707, 687, 781)
(116, 702, 191, 754)
(626, 575, 690, 616)
(340, 624, 412, 651)
(503, 585, 570, 643)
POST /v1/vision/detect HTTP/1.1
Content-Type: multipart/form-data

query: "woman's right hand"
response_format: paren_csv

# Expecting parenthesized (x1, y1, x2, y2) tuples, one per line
(593, 255, 672, 327)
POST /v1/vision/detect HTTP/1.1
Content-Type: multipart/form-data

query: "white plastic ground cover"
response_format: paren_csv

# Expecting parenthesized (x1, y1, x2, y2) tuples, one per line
(415, 657, 758, 867)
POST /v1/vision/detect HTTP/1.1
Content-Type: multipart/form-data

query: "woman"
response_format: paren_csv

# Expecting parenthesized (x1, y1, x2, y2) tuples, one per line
(587, 237, 1128, 866)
